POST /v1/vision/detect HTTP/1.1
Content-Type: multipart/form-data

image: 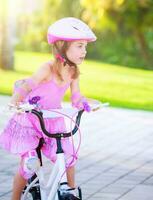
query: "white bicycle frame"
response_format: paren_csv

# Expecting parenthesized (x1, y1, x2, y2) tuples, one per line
(19, 102, 109, 200)
(21, 108, 80, 200)
(22, 152, 67, 200)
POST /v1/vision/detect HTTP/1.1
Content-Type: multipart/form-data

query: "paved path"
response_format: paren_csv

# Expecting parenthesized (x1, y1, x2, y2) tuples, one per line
(0, 95, 153, 200)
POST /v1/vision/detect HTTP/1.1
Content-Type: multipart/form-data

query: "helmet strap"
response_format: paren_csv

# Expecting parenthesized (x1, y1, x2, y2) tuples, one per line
(56, 54, 65, 63)
(56, 53, 76, 68)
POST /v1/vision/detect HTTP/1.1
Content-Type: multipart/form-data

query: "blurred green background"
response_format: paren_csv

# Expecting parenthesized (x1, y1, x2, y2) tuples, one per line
(0, 0, 153, 111)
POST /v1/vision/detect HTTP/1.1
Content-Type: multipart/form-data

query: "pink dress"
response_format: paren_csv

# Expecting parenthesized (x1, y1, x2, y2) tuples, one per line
(0, 75, 76, 165)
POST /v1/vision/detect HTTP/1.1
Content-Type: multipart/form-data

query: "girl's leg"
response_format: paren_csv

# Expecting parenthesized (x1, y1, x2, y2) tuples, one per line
(67, 166, 75, 188)
(11, 154, 30, 200)
(11, 171, 27, 200)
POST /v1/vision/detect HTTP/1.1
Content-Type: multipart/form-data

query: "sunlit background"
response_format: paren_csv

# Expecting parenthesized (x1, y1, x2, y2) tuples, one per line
(0, 0, 153, 110)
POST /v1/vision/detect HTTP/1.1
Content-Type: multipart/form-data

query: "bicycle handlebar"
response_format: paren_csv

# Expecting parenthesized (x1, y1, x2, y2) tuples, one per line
(26, 109, 84, 138)
(8, 100, 109, 138)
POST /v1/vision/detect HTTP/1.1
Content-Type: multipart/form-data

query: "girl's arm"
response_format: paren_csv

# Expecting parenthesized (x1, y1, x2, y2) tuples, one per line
(70, 78, 85, 109)
(10, 62, 51, 105)
(70, 78, 81, 105)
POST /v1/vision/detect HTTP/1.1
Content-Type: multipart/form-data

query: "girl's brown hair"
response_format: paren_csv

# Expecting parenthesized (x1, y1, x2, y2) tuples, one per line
(51, 41, 80, 81)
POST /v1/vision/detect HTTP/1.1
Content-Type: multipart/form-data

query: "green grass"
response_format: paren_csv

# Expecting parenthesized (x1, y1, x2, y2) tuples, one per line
(0, 51, 153, 111)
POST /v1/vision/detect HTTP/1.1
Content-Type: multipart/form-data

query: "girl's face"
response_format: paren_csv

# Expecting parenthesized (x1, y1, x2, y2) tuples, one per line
(66, 40, 87, 65)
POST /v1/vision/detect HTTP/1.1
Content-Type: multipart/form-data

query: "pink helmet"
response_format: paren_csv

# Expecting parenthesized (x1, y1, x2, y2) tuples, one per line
(47, 17, 97, 44)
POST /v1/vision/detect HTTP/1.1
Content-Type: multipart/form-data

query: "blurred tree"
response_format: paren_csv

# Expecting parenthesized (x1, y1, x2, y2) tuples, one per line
(42, 0, 83, 21)
(57, 0, 83, 18)
(0, 0, 14, 70)
(81, 0, 153, 69)
(16, 0, 83, 53)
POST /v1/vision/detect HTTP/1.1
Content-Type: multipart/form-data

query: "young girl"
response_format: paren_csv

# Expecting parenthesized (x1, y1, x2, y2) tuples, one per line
(0, 17, 96, 200)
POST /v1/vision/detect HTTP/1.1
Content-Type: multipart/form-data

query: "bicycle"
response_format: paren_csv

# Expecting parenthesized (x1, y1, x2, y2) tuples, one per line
(10, 101, 109, 200)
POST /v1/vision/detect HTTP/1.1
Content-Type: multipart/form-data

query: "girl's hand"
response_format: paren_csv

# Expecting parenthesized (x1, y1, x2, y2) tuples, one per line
(83, 98, 108, 112)
(8, 102, 20, 110)
(72, 97, 91, 112)
(7, 103, 23, 114)
(82, 100, 91, 112)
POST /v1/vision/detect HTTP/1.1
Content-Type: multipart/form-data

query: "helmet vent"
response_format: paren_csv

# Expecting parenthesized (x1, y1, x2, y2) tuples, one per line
(72, 26, 79, 31)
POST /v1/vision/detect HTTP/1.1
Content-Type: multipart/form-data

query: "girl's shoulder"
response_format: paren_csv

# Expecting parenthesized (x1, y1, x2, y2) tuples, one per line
(32, 60, 54, 83)
(40, 60, 53, 73)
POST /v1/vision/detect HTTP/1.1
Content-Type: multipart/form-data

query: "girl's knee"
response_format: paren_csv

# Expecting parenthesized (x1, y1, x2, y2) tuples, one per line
(19, 162, 35, 180)
(19, 150, 39, 180)
(66, 155, 77, 168)
(18, 165, 32, 180)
